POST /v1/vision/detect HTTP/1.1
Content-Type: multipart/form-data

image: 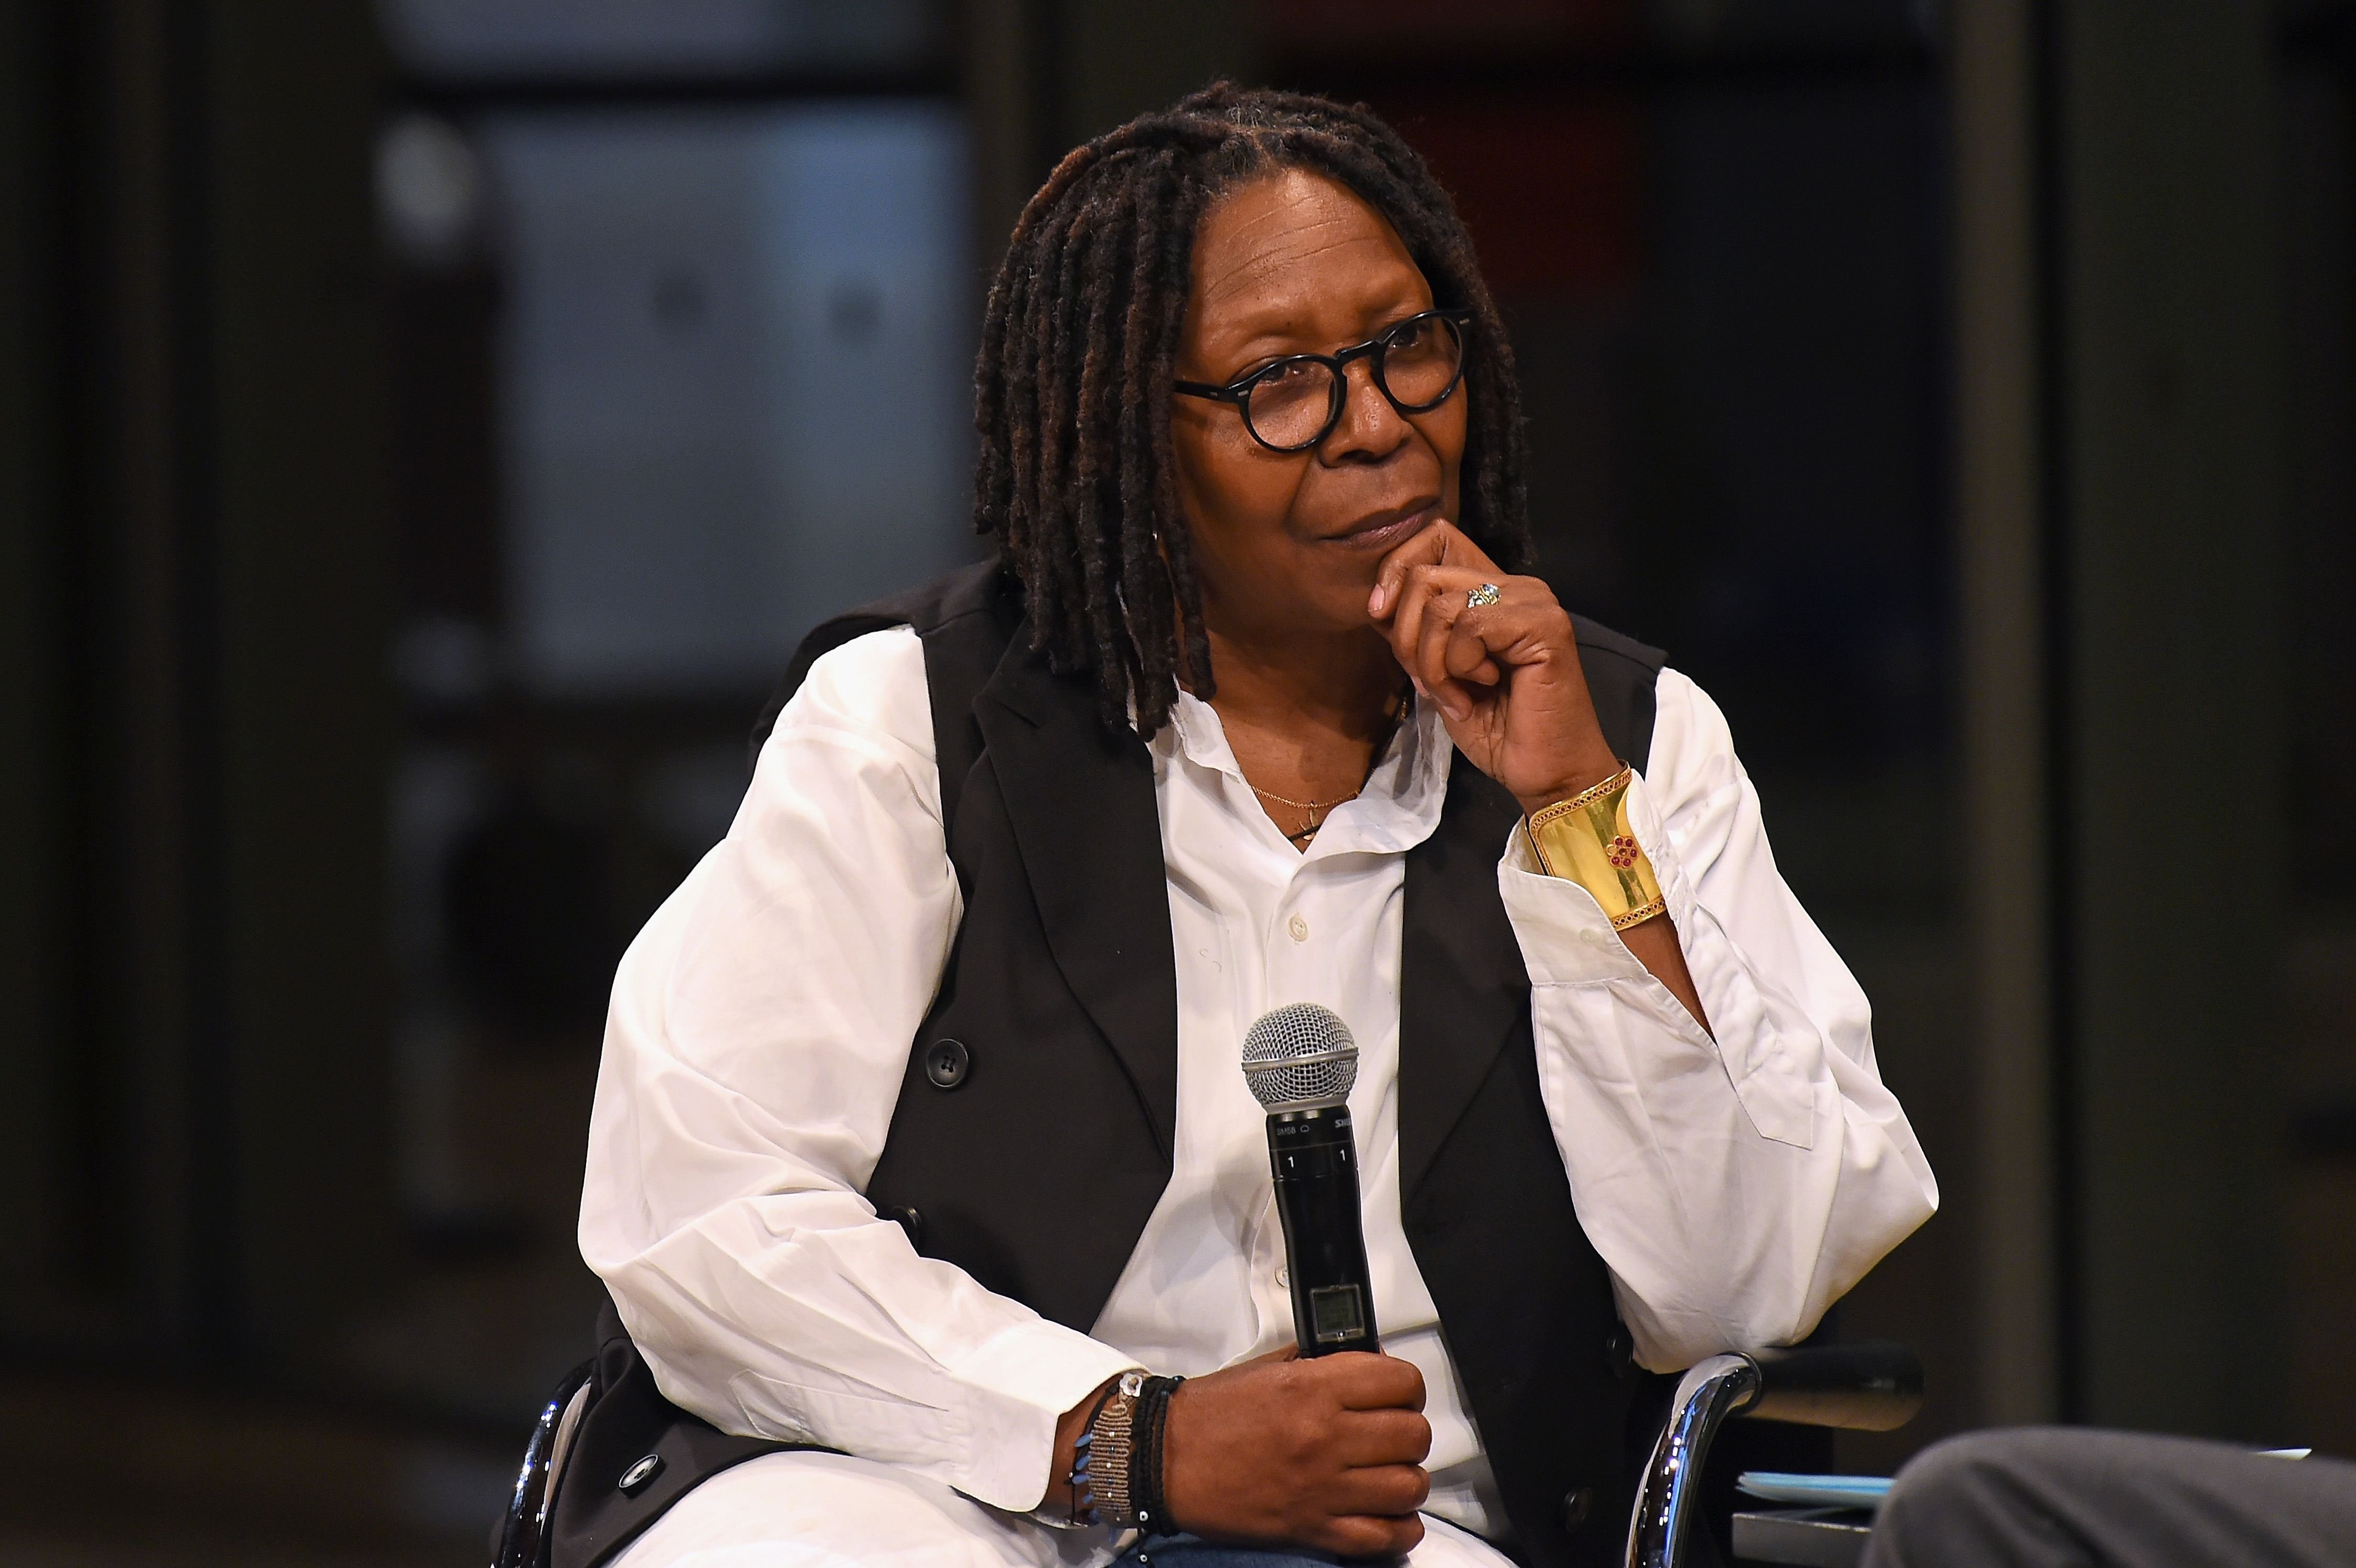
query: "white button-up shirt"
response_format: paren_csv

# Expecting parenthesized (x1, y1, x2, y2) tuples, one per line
(579, 626, 1936, 1539)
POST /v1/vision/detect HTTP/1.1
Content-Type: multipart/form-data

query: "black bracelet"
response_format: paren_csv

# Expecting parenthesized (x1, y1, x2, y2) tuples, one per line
(1129, 1374, 1185, 1533)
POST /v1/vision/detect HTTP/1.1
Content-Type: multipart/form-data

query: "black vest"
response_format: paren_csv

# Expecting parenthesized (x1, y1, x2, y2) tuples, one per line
(555, 561, 1672, 1568)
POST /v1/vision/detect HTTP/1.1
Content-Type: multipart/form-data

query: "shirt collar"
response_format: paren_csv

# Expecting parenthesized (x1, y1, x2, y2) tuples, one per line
(1153, 685, 1454, 857)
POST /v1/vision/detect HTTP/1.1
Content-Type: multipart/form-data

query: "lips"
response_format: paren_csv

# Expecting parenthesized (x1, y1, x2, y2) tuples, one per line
(1329, 501, 1438, 552)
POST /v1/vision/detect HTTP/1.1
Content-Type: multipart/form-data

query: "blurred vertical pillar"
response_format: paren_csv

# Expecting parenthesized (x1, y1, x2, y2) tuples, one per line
(0, 0, 395, 1373)
(0, 0, 69, 1331)
(1953, 0, 2058, 1428)
(0, 0, 213, 1348)
(962, 0, 1054, 280)
(201, 0, 398, 1367)
(961, 0, 1261, 265)
(2049, 0, 2284, 1434)
(1055, 2, 1260, 145)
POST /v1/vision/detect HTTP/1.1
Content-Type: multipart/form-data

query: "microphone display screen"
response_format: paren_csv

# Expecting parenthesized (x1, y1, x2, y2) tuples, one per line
(1310, 1284, 1368, 1343)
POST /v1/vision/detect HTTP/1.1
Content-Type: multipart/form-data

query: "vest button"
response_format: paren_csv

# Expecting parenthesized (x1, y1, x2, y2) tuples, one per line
(1558, 1485, 1594, 1533)
(1605, 1322, 1637, 1378)
(620, 1452, 664, 1494)
(924, 1038, 970, 1089)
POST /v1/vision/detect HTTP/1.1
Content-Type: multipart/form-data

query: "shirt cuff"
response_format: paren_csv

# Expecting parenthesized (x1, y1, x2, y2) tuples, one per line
(951, 1319, 1142, 1509)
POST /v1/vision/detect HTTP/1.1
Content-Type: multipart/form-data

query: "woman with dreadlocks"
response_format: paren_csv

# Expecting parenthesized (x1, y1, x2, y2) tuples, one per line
(570, 86, 1933, 1568)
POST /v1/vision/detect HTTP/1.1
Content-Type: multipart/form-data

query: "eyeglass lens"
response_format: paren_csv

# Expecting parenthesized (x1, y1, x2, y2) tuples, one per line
(1243, 314, 1464, 450)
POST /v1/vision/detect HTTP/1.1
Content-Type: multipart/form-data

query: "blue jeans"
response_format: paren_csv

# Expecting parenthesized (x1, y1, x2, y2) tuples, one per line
(1112, 1534, 1388, 1567)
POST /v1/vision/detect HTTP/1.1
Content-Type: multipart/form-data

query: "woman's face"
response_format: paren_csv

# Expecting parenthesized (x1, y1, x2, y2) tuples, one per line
(1171, 167, 1467, 644)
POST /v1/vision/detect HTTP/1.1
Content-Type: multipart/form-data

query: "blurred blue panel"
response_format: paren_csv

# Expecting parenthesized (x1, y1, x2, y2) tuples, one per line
(380, 0, 946, 80)
(479, 103, 973, 696)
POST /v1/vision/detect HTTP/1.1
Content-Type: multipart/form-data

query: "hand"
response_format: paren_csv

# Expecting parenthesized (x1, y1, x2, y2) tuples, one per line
(1370, 524, 1715, 1031)
(1369, 522, 1620, 816)
(1161, 1348, 1431, 1557)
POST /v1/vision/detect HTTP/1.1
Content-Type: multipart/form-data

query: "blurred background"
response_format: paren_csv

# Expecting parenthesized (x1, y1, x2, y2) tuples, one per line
(1, 0, 2351, 1562)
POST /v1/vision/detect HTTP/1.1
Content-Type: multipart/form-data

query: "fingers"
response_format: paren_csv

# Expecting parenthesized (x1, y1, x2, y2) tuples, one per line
(1443, 616, 1508, 684)
(1333, 1407, 1433, 1467)
(1329, 1460, 1432, 1517)
(1368, 520, 1452, 620)
(1162, 1350, 1437, 1556)
(1389, 570, 1558, 719)
(1368, 520, 1498, 620)
(1386, 565, 1486, 711)
(1383, 563, 1436, 690)
(1414, 585, 1505, 704)
(1319, 1510, 1427, 1560)
(1321, 1350, 1426, 1412)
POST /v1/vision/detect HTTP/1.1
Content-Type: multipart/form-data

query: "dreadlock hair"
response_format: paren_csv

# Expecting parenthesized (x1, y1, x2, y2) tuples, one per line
(972, 82, 1534, 735)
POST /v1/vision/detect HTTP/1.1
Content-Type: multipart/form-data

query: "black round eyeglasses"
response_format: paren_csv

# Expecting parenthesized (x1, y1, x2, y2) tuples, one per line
(1171, 308, 1472, 453)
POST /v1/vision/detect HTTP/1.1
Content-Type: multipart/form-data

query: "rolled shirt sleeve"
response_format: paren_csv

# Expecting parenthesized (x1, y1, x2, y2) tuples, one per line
(1497, 667, 1939, 1372)
(577, 627, 1138, 1510)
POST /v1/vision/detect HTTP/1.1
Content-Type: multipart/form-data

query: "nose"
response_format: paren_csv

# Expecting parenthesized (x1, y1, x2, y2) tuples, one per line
(1318, 354, 1412, 463)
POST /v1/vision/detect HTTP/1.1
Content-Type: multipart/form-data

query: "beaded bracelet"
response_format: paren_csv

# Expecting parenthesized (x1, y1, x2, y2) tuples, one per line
(1070, 1372, 1186, 1531)
(1071, 1372, 1144, 1527)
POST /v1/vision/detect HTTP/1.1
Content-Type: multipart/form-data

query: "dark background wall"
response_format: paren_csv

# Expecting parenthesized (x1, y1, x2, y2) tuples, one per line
(1, 2, 2350, 1562)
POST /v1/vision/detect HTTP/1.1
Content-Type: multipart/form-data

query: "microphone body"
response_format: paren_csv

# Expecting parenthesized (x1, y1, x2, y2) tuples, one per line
(1242, 1003, 1380, 1357)
(1267, 1103, 1380, 1355)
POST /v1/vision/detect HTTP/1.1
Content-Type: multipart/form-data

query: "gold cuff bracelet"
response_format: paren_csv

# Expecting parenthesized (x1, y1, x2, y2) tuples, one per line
(1524, 766, 1668, 932)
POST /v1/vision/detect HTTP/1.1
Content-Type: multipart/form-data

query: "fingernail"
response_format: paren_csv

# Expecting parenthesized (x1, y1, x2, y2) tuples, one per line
(1369, 584, 1387, 616)
(1408, 675, 1428, 697)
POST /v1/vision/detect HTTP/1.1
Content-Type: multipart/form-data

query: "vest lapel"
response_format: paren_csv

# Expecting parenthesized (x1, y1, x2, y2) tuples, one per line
(973, 639, 1181, 1159)
(1399, 763, 1533, 1204)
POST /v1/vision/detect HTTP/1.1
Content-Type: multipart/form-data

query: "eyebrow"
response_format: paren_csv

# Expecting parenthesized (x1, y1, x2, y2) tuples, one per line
(1198, 298, 1433, 378)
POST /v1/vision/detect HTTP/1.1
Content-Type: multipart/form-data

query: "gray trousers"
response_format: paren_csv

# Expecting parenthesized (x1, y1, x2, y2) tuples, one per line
(1862, 1428, 2356, 1568)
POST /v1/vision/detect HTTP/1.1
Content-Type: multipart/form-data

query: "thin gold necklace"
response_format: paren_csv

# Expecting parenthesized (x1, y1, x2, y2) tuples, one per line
(1245, 686, 1413, 844)
(1246, 782, 1354, 848)
(1246, 781, 1359, 811)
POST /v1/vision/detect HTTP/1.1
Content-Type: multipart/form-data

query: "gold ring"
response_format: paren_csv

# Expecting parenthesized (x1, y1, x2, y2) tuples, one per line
(1466, 583, 1502, 608)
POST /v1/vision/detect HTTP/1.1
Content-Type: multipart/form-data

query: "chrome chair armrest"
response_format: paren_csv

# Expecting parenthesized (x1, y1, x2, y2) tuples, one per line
(1624, 1341, 1922, 1568)
(493, 1361, 596, 1568)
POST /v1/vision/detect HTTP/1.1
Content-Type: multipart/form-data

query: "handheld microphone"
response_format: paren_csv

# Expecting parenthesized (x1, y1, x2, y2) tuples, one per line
(1242, 1003, 1380, 1356)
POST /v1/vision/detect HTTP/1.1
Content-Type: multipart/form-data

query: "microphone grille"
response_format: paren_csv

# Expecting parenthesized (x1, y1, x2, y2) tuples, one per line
(1241, 1003, 1358, 1110)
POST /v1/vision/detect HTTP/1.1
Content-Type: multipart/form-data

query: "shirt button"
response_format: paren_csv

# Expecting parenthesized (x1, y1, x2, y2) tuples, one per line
(1276, 1264, 1290, 1288)
(1287, 913, 1309, 942)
